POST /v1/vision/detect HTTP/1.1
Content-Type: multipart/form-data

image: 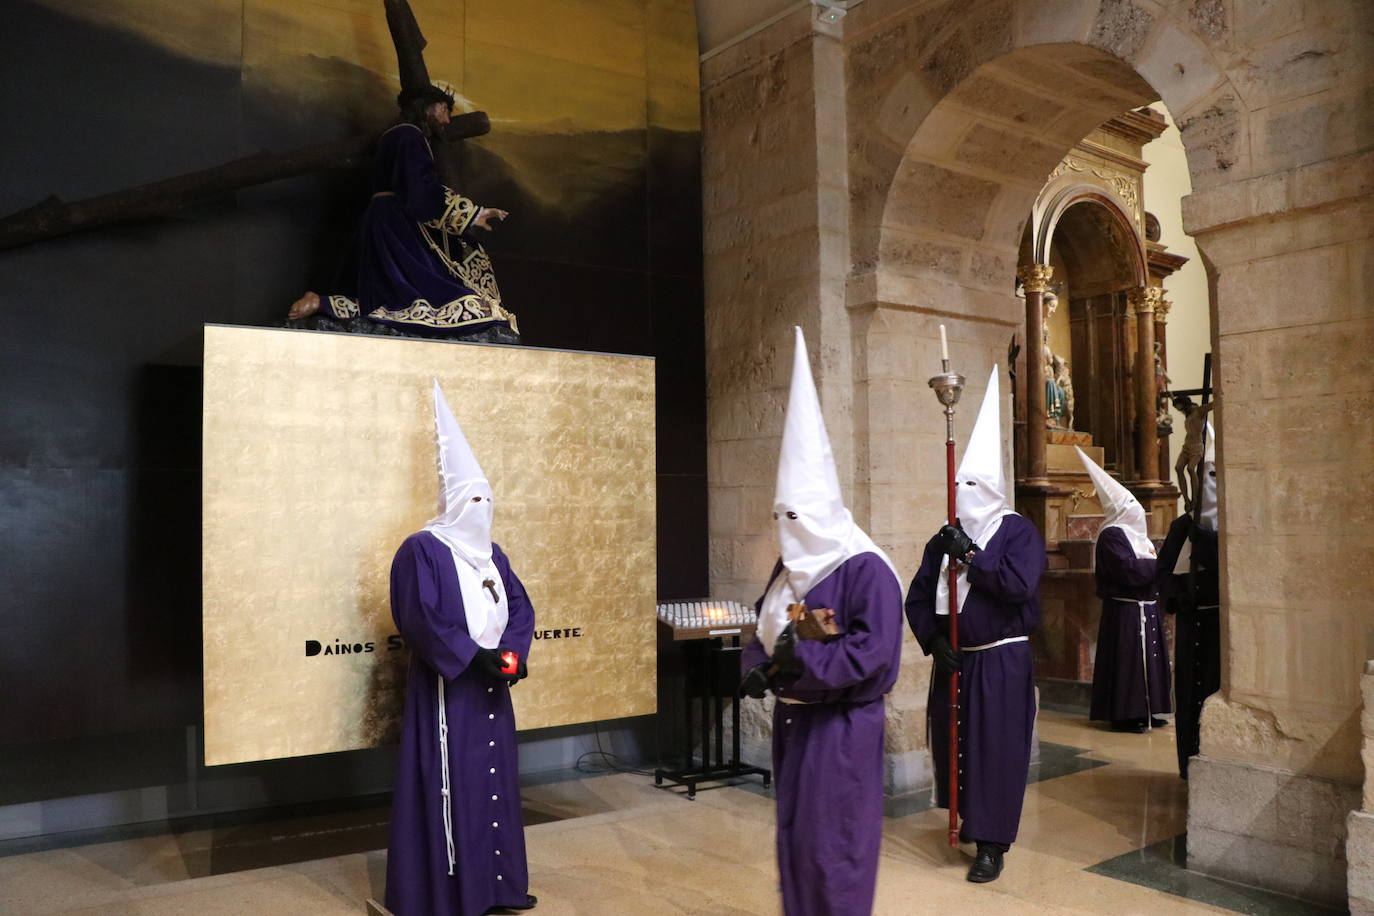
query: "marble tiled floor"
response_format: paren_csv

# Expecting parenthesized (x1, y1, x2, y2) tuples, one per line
(0, 711, 1334, 915)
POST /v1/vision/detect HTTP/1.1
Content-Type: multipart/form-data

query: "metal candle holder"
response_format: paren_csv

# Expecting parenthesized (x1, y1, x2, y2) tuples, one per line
(928, 360, 966, 434)
(928, 356, 965, 849)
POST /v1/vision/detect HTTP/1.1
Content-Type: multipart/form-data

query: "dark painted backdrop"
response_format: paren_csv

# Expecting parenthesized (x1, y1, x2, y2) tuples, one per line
(0, 0, 705, 819)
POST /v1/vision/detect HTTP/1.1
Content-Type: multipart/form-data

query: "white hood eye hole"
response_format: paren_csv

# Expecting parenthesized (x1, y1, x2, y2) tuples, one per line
(470, 496, 482, 503)
(964, 480, 977, 486)
(1208, 471, 1217, 478)
(786, 510, 798, 520)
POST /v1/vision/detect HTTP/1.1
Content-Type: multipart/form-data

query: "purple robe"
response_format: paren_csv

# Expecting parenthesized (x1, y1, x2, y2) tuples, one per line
(1157, 514, 1219, 777)
(740, 552, 903, 916)
(386, 532, 534, 916)
(321, 123, 516, 338)
(904, 514, 1045, 847)
(1089, 526, 1171, 724)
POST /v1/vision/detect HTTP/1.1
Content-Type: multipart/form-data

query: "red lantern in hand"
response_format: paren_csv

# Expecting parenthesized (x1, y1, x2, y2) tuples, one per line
(499, 650, 519, 675)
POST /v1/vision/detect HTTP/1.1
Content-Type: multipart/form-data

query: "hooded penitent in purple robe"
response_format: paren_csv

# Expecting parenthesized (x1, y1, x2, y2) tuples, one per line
(906, 514, 1045, 847)
(742, 555, 903, 916)
(320, 122, 519, 339)
(385, 382, 534, 916)
(1076, 447, 1170, 728)
(740, 327, 903, 916)
(1088, 526, 1171, 725)
(386, 535, 534, 916)
(905, 367, 1045, 850)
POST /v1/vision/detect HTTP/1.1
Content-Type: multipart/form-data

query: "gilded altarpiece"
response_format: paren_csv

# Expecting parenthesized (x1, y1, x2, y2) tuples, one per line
(202, 326, 657, 766)
(1016, 110, 1183, 685)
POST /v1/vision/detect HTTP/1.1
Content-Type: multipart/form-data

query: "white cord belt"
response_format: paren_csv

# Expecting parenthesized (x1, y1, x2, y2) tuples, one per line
(437, 674, 456, 876)
(962, 635, 1029, 652)
(1108, 597, 1156, 730)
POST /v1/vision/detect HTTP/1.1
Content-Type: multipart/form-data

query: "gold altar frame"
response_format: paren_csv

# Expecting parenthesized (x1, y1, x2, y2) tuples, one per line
(202, 325, 656, 766)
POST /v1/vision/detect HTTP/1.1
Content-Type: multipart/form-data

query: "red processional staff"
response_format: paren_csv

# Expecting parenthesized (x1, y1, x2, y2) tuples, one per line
(928, 324, 965, 848)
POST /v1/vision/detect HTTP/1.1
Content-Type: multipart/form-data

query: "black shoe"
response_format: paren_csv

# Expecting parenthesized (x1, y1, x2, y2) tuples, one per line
(484, 897, 537, 914)
(1150, 717, 1168, 728)
(1111, 719, 1147, 733)
(967, 844, 1004, 883)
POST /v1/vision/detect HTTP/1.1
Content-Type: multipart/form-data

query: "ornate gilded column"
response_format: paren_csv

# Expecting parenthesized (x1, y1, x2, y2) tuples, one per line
(1129, 286, 1163, 484)
(1019, 264, 1053, 487)
(1154, 297, 1173, 484)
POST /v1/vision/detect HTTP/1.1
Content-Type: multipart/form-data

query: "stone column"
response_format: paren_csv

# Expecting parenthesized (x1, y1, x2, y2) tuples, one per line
(1018, 264, 1053, 487)
(1128, 286, 1162, 485)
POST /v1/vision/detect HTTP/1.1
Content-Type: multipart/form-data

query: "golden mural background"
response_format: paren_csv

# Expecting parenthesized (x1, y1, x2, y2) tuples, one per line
(202, 326, 657, 766)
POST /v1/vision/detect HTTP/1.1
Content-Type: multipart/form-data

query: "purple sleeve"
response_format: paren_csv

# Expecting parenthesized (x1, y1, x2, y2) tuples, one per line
(1096, 526, 1157, 590)
(966, 516, 1046, 605)
(493, 544, 534, 659)
(389, 535, 480, 680)
(789, 555, 903, 692)
(904, 535, 946, 653)
(388, 127, 448, 223)
(740, 561, 783, 674)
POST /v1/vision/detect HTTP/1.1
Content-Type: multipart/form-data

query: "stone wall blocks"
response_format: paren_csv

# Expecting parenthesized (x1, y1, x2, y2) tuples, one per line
(1292, 149, 1374, 218)
(1251, 86, 1374, 177)
(846, 0, 961, 88)
(1087, 0, 1159, 63)
(1215, 319, 1374, 404)
(1275, 766, 1361, 858)
(1349, 810, 1374, 915)
(1230, 0, 1305, 48)
(876, 71, 940, 149)
(1187, 823, 1347, 905)
(1188, 753, 1283, 841)
(877, 231, 965, 284)
(1227, 26, 1350, 112)
(1175, 89, 1250, 192)
(953, 122, 1066, 184)
(1134, 20, 1226, 118)
(919, 32, 978, 99)
(884, 162, 1001, 241)
(1014, 0, 1101, 48)
(1215, 244, 1350, 334)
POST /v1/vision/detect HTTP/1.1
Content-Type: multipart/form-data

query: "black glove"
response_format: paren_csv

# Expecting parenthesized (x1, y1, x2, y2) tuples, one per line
(474, 648, 518, 683)
(930, 632, 963, 677)
(771, 622, 804, 676)
(938, 522, 978, 561)
(738, 664, 770, 699)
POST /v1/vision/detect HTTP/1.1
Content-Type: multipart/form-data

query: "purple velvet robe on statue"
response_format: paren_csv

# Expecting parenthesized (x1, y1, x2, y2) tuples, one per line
(321, 123, 514, 338)
(741, 552, 903, 916)
(1089, 526, 1171, 724)
(386, 532, 534, 916)
(905, 514, 1045, 847)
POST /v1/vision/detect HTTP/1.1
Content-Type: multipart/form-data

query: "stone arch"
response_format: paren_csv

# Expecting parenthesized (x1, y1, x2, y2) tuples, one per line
(842, 0, 1234, 573)
(702, 0, 1373, 902)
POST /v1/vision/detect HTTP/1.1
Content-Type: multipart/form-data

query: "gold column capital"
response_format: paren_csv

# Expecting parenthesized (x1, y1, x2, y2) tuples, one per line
(1018, 263, 1054, 292)
(1155, 297, 1172, 324)
(1129, 285, 1163, 314)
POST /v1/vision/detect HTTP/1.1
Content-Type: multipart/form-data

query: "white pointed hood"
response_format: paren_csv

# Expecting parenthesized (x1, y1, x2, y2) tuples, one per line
(936, 366, 1017, 615)
(423, 380, 507, 649)
(759, 327, 896, 652)
(1076, 446, 1155, 559)
(425, 379, 495, 567)
(1198, 421, 1217, 531)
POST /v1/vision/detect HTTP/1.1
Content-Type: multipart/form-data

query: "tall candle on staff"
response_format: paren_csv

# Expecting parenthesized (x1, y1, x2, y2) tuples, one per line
(927, 324, 965, 847)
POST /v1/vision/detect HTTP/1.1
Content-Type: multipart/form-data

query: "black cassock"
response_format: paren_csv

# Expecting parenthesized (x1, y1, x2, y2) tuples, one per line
(1156, 513, 1220, 779)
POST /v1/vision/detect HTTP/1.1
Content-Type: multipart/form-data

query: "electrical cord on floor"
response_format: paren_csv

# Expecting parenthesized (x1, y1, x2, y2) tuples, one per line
(573, 722, 658, 778)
